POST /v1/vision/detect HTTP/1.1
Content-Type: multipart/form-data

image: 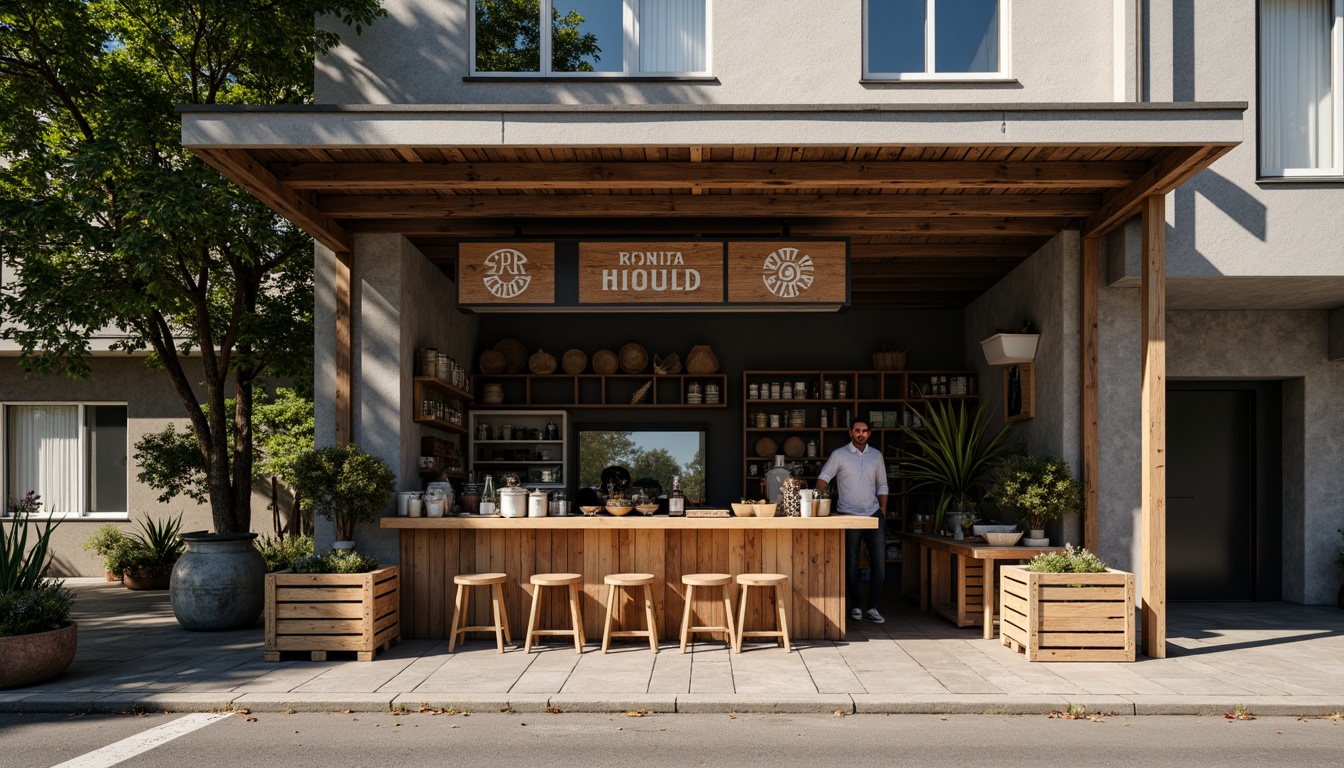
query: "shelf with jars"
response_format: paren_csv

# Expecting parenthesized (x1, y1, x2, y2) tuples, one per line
(741, 370, 978, 530)
(470, 373, 727, 408)
(467, 410, 569, 491)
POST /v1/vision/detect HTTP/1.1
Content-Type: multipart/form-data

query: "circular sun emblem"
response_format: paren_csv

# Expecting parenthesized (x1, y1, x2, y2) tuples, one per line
(761, 247, 815, 298)
(482, 247, 532, 299)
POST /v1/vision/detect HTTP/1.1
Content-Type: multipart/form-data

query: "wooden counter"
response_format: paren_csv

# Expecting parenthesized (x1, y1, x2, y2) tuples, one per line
(382, 513, 878, 643)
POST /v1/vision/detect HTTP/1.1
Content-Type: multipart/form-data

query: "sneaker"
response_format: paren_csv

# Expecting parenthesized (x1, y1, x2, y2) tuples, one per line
(865, 608, 886, 624)
(850, 608, 862, 621)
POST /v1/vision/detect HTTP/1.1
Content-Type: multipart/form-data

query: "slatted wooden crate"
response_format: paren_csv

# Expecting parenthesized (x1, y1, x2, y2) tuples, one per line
(999, 565, 1134, 662)
(265, 566, 401, 662)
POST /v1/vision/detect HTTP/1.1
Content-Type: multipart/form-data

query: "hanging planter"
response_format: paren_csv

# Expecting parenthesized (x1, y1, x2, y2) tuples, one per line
(980, 333, 1040, 366)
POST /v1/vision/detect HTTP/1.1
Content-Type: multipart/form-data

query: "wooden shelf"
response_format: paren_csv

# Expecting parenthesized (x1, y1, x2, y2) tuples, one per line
(472, 373, 728, 408)
(412, 416, 467, 433)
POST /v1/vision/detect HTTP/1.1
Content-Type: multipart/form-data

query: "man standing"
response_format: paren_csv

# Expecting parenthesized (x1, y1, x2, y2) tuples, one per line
(816, 417, 888, 623)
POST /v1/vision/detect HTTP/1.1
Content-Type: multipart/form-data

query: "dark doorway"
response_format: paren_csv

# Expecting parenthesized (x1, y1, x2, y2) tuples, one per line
(1166, 382, 1282, 601)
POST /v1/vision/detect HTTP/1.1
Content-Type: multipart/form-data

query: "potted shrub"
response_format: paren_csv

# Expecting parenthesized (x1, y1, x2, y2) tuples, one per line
(82, 523, 129, 581)
(899, 400, 1015, 539)
(1000, 545, 1135, 662)
(255, 534, 315, 573)
(116, 514, 185, 590)
(987, 453, 1082, 545)
(264, 549, 400, 662)
(1, 503, 78, 688)
(292, 445, 396, 549)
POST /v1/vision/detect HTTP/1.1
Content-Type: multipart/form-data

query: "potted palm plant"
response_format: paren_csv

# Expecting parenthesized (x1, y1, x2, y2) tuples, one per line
(987, 453, 1082, 546)
(292, 444, 396, 549)
(899, 400, 1014, 539)
(1, 495, 78, 688)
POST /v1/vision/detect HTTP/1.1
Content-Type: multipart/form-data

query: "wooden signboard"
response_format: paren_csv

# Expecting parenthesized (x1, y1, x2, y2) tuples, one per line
(457, 242, 556, 305)
(578, 241, 724, 304)
(726, 241, 849, 305)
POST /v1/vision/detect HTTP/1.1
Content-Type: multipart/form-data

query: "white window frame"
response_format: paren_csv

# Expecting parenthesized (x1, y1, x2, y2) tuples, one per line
(863, 0, 1011, 81)
(469, 0, 712, 77)
(1, 402, 130, 520)
(1258, 0, 1344, 178)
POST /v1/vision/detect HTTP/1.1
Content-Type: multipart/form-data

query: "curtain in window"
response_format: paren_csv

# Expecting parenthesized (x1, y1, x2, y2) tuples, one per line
(6, 405, 79, 515)
(639, 0, 706, 73)
(1261, 0, 1334, 172)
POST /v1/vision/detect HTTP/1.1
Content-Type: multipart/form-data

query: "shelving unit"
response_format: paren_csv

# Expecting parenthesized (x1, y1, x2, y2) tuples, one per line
(741, 370, 979, 532)
(468, 410, 568, 491)
(413, 377, 471, 480)
(470, 373, 728, 409)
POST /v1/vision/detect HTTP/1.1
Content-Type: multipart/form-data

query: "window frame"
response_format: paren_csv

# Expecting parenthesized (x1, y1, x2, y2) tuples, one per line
(1, 401, 130, 520)
(468, 0, 713, 78)
(862, 0, 1012, 82)
(1258, 0, 1344, 179)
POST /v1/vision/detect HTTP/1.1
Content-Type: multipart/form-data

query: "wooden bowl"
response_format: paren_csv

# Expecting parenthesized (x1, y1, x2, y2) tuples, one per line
(493, 338, 528, 373)
(478, 349, 506, 374)
(619, 343, 648, 373)
(562, 348, 587, 374)
(636, 504, 660, 515)
(754, 437, 778, 458)
(731, 503, 755, 517)
(606, 503, 634, 516)
(593, 349, 619, 375)
(754, 503, 778, 518)
(580, 505, 602, 516)
(783, 436, 805, 459)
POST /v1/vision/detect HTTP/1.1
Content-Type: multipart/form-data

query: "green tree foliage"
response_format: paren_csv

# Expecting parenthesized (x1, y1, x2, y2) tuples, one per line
(0, 1, 384, 534)
(578, 430, 640, 490)
(291, 444, 395, 543)
(680, 446, 705, 502)
(474, 0, 601, 72)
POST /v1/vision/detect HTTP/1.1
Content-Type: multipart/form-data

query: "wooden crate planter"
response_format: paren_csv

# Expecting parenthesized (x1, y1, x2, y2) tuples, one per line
(265, 566, 401, 662)
(999, 565, 1135, 662)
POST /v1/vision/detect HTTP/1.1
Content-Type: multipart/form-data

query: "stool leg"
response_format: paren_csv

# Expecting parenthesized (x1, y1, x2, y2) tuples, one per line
(721, 585, 738, 652)
(448, 583, 467, 653)
(642, 583, 659, 654)
(524, 583, 542, 653)
(602, 583, 617, 654)
(735, 583, 750, 653)
(679, 584, 695, 653)
(776, 582, 792, 652)
(490, 582, 506, 653)
(498, 583, 513, 643)
(568, 582, 584, 654)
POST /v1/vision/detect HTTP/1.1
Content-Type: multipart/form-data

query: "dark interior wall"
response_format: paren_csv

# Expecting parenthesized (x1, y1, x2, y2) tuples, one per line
(476, 309, 967, 503)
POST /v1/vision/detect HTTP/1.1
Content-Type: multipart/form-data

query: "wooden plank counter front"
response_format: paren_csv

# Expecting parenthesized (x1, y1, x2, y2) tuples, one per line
(381, 515, 879, 643)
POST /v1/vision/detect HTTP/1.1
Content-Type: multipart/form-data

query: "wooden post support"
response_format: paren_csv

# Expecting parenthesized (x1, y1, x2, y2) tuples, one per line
(335, 250, 353, 447)
(1081, 236, 1100, 554)
(1140, 195, 1167, 658)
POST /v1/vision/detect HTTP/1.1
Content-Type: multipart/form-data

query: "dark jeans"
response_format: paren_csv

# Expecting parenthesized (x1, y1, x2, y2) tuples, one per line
(845, 514, 886, 610)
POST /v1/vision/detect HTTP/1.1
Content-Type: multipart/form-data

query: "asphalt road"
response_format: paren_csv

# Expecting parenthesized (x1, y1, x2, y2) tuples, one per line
(2, 710, 1340, 768)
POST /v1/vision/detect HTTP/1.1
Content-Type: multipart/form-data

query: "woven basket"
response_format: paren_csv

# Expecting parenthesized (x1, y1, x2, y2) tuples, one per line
(593, 349, 618, 375)
(562, 348, 587, 374)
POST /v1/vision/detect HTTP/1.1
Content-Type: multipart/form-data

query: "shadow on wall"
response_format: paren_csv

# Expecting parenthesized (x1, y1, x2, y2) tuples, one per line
(318, 4, 719, 106)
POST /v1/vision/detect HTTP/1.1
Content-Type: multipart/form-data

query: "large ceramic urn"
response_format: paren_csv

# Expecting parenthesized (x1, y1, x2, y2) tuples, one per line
(170, 532, 266, 631)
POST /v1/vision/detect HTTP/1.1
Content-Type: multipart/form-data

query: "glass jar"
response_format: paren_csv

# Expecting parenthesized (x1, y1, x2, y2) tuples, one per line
(749, 383, 760, 399)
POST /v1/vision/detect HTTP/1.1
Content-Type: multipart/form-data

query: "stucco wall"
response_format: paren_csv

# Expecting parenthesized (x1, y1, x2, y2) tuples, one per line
(315, 0, 1115, 105)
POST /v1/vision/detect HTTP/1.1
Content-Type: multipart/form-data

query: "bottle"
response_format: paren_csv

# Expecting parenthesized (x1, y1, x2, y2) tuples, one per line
(831, 406, 838, 427)
(820, 409, 828, 429)
(480, 474, 497, 515)
(669, 476, 685, 517)
(764, 455, 792, 503)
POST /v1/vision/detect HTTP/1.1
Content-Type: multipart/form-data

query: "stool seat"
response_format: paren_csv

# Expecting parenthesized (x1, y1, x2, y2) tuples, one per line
(679, 573, 737, 653)
(531, 572, 582, 586)
(735, 573, 792, 653)
(602, 573, 659, 653)
(448, 572, 512, 653)
(681, 573, 731, 587)
(454, 572, 507, 586)
(525, 573, 585, 654)
(604, 573, 655, 587)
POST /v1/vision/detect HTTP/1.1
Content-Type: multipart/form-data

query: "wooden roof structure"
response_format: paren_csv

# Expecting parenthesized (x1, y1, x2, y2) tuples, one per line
(183, 104, 1244, 309)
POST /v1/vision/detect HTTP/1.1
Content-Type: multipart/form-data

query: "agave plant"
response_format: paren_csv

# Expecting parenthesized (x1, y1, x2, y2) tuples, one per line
(2, 514, 60, 595)
(122, 514, 185, 576)
(899, 399, 1015, 530)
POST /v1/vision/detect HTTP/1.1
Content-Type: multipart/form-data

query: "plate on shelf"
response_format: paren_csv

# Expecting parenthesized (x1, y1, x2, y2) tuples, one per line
(783, 436, 805, 458)
(755, 437, 778, 458)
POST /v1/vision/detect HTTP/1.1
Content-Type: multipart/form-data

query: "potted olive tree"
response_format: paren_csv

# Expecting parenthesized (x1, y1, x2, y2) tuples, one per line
(899, 400, 1015, 539)
(292, 444, 396, 550)
(987, 453, 1082, 546)
(1, 496, 78, 688)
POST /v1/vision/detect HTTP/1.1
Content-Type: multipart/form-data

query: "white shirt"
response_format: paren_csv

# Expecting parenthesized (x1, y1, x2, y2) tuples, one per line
(817, 442, 888, 516)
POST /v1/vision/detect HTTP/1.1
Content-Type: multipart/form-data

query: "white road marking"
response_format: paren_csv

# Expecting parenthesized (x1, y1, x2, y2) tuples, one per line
(49, 712, 232, 768)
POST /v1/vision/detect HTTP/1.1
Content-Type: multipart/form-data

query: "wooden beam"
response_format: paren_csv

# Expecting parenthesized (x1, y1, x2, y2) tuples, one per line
(334, 250, 353, 447)
(273, 160, 1146, 191)
(1081, 236, 1100, 554)
(358, 216, 1071, 238)
(849, 243, 1037, 260)
(1082, 144, 1236, 237)
(1140, 195, 1166, 659)
(318, 193, 1101, 220)
(856, 277, 1000, 292)
(193, 148, 354, 254)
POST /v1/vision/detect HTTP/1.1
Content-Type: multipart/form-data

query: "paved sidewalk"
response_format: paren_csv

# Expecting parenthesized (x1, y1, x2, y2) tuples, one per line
(2, 579, 1342, 716)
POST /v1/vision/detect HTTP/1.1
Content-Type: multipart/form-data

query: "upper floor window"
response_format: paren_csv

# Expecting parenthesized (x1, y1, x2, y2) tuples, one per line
(1260, 0, 1343, 177)
(865, 0, 1007, 80)
(3, 403, 128, 519)
(471, 0, 710, 77)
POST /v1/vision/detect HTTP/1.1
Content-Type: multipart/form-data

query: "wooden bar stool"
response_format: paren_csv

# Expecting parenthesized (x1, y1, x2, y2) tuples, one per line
(601, 573, 659, 654)
(735, 573, 792, 652)
(448, 572, 511, 653)
(679, 573, 737, 653)
(525, 573, 586, 654)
